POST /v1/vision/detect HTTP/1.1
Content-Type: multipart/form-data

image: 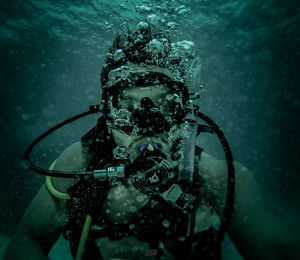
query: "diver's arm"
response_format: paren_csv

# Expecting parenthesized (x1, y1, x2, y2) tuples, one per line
(3, 142, 86, 259)
(198, 152, 300, 260)
(3, 183, 67, 260)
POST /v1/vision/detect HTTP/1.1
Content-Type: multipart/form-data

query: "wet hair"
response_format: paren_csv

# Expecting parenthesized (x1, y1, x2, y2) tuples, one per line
(100, 22, 192, 87)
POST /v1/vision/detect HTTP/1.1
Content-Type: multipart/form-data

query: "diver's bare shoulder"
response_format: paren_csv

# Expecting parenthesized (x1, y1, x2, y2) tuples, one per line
(197, 152, 300, 259)
(197, 152, 227, 208)
(2, 143, 88, 259)
(50, 141, 90, 192)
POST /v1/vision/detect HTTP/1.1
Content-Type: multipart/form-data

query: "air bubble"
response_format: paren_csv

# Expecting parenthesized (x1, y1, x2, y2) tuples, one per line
(147, 14, 160, 25)
(136, 195, 146, 203)
(129, 206, 137, 213)
(113, 49, 125, 62)
(129, 224, 135, 230)
(135, 5, 152, 13)
(167, 22, 178, 28)
(162, 219, 170, 228)
(137, 22, 149, 30)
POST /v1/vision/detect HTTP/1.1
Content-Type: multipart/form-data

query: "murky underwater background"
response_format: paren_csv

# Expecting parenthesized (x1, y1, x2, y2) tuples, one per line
(0, 0, 299, 259)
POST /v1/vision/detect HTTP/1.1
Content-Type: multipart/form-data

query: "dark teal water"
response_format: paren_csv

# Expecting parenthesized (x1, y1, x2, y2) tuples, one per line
(0, 0, 299, 242)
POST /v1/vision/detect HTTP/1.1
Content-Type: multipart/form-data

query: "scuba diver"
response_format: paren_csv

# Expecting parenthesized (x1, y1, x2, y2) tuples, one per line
(4, 22, 299, 260)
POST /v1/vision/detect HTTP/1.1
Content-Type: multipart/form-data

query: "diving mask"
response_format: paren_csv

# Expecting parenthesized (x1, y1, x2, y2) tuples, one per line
(107, 87, 186, 136)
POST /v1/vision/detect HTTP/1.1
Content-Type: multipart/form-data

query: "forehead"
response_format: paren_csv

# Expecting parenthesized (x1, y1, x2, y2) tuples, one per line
(117, 85, 173, 100)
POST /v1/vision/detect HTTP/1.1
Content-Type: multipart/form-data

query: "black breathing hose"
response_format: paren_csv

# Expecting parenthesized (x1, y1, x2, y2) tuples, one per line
(23, 105, 101, 178)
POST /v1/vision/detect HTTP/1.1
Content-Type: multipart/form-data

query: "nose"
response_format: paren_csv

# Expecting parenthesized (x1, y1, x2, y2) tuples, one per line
(140, 97, 156, 109)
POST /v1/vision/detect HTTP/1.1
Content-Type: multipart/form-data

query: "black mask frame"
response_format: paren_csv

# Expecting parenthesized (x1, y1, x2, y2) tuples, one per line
(101, 72, 190, 114)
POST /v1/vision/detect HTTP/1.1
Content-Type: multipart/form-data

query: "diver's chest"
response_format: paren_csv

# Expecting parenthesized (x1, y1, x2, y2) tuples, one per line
(100, 182, 218, 232)
(95, 183, 218, 260)
(101, 181, 150, 224)
(95, 236, 159, 260)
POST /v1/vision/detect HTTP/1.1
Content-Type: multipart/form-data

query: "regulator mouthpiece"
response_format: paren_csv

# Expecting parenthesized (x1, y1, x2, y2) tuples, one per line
(127, 146, 177, 195)
(126, 146, 196, 210)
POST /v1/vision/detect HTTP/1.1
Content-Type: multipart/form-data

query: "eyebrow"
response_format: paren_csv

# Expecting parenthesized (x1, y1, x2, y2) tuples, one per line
(119, 96, 134, 102)
(120, 92, 169, 102)
(117, 86, 172, 103)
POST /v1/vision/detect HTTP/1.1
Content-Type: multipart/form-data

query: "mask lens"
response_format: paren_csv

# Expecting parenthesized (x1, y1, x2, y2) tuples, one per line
(108, 86, 185, 135)
(107, 108, 140, 136)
